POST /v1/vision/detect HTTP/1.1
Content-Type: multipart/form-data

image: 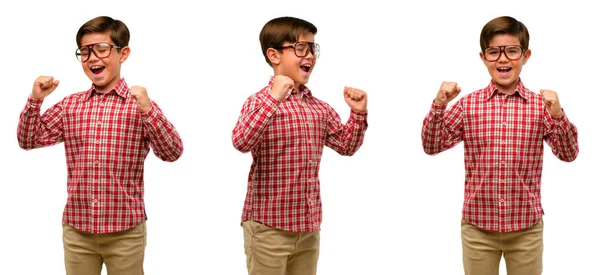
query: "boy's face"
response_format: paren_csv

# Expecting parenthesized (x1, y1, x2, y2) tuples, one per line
(480, 34, 531, 94)
(270, 33, 317, 89)
(79, 32, 130, 93)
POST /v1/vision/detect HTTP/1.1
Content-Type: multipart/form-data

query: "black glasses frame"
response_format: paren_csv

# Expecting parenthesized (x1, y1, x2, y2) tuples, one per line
(483, 45, 524, 62)
(276, 42, 320, 58)
(75, 42, 122, 62)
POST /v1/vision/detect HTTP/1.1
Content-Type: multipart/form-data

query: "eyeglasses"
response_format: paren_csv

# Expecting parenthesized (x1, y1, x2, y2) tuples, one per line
(276, 42, 320, 58)
(75, 42, 122, 62)
(483, 45, 524, 62)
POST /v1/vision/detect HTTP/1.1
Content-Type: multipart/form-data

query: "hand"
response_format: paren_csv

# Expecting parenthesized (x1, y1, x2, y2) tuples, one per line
(540, 89, 563, 117)
(130, 86, 152, 113)
(31, 76, 60, 100)
(344, 86, 368, 112)
(434, 81, 461, 106)
(270, 75, 295, 100)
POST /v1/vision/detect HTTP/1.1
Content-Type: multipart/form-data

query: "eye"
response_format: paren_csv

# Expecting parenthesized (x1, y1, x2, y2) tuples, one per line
(507, 47, 520, 54)
(486, 49, 500, 55)
(96, 46, 110, 53)
(295, 43, 308, 52)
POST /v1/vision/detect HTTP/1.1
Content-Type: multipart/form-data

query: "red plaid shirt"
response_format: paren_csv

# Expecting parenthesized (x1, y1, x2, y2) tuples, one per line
(17, 78, 183, 234)
(232, 77, 368, 232)
(422, 80, 578, 232)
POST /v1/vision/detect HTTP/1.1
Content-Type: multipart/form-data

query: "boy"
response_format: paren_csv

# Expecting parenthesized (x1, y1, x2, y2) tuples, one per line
(421, 16, 578, 275)
(232, 16, 368, 275)
(17, 16, 183, 275)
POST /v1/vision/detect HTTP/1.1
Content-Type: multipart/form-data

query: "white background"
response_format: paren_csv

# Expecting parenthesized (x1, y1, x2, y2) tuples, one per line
(1, 0, 597, 274)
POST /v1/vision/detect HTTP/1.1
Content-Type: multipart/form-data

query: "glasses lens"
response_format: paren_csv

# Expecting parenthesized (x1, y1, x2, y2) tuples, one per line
(93, 43, 113, 58)
(485, 47, 501, 61)
(294, 42, 309, 57)
(312, 43, 320, 58)
(504, 46, 522, 59)
(76, 47, 90, 62)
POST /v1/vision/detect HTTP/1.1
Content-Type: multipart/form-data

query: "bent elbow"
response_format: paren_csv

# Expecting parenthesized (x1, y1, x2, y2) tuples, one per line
(561, 152, 578, 163)
(232, 138, 252, 153)
(17, 139, 34, 150)
(423, 146, 438, 156)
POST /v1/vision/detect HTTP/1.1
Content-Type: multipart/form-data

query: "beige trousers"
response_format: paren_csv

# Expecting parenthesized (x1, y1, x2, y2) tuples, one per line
(62, 221, 146, 275)
(461, 219, 543, 275)
(242, 220, 320, 275)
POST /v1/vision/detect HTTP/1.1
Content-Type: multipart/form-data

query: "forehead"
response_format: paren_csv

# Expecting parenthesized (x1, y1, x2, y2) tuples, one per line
(296, 33, 315, 43)
(488, 34, 520, 47)
(80, 32, 114, 47)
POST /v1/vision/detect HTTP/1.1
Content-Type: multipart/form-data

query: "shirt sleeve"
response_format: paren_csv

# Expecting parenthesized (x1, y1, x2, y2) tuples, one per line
(17, 96, 64, 150)
(543, 110, 578, 162)
(141, 101, 184, 162)
(232, 90, 280, 153)
(421, 100, 464, 155)
(324, 107, 368, 156)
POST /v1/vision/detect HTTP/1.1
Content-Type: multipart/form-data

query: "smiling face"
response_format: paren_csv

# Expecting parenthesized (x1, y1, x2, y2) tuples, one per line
(270, 33, 316, 90)
(480, 34, 531, 95)
(79, 32, 129, 93)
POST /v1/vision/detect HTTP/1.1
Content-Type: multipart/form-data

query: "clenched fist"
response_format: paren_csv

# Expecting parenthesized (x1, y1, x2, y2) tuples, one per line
(434, 81, 461, 106)
(344, 87, 368, 113)
(270, 75, 295, 100)
(130, 86, 152, 113)
(31, 76, 60, 100)
(540, 89, 563, 117)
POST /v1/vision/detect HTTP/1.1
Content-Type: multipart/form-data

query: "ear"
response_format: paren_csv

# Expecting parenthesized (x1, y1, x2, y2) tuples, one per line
(522, 49, 532, 65)
(266, 48, 281, 66)
(479, 51, 486, 63)
(119, 46, 131, 63)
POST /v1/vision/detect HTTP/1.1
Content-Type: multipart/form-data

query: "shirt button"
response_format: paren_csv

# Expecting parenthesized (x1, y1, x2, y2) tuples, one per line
(308, 139, 312, 144)
(94, 160, 99, 165)
(501, 141, 505, 145)
(500, 161, 505, 165)
(502, 122, 507, 125)
(94, 180, 99, 184)
(500, 199, 505, 203)
(99, 103, 104, 107)
(95, 140, 100, 145)
(93, 199, 98, 204)
(97, 121, 102, 125)
(499, 179, 504, 183)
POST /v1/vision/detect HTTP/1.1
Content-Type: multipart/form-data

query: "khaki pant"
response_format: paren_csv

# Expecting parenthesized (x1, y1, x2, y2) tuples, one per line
(242, 220, 320, 275)
(461, 219, 543, 275)
(62, 222, 146, 275)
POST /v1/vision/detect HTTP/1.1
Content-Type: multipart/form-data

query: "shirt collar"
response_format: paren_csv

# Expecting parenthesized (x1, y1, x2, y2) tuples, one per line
(268, 76, 312, 98)
(84, 78, 129, 100)
(484, 79, 529, 101)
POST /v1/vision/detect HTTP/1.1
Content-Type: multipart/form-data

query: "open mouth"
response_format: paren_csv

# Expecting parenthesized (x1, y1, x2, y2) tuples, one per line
(300, 63, 311, 72)
(90, 65, 105, 74)
(497, 67, 512, 73)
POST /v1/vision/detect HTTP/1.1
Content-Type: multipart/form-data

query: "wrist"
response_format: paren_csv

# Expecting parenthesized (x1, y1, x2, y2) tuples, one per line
(29, 93, 44, 100)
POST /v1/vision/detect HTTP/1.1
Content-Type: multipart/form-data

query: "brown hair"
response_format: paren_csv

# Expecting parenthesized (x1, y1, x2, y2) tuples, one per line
(259, 16, 317, 66)
(480, 16, 529, 51)
(76, 16, 130, 49)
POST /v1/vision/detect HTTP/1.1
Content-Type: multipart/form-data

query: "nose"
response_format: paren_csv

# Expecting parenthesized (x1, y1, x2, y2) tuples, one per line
(87, 49, 100, 63)
(497, 49, 510, 62)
